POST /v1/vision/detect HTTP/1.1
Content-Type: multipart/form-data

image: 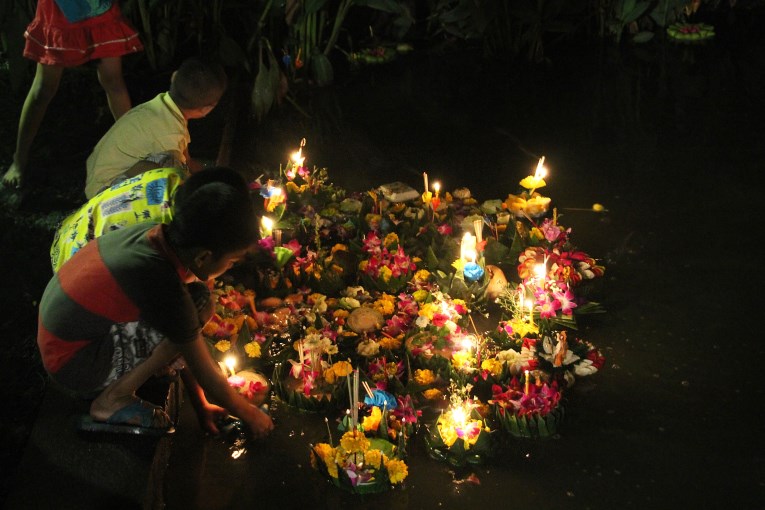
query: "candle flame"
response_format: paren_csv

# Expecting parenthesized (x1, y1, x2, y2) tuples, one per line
(261, 216, 273, 231)
(534, 156, 547, 179)
(224, 355, 237, 377)
(450, 406, 467, 427)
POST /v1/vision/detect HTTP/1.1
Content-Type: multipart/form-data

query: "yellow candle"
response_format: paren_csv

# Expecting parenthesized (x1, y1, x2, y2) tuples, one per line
(524, 369, 530, 395)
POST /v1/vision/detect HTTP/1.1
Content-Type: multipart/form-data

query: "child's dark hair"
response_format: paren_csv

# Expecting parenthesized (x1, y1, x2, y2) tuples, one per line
(172, 166, 248, 209)
(169, 57, 227, 110)
(168, 167, 257, 257)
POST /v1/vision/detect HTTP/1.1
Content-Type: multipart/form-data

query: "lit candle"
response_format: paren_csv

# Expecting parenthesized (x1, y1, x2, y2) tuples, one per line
(433, 181, 440, 198)
(224, 355, 237, 378)
(291, 138, 306, 167)
(534, 156, 547, 180)
(524, 369, 530, 395)
(526, 156, 548, 197)
(533, 262, 546, 289)
(423, 172, 429, 194)
(460, 232, 476, 261)
(261, 216, 273, 238)
(274, 229, 282, 246)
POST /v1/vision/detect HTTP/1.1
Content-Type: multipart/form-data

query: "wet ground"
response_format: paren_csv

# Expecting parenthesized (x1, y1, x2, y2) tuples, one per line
(2, 13, 765, 509)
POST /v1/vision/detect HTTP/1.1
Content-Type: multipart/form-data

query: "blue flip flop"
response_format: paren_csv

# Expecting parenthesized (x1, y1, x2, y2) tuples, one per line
(77, 399, 176, 436)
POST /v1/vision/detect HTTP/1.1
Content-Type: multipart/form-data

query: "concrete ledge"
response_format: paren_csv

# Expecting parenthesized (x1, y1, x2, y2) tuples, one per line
(5, 377, 179, 510)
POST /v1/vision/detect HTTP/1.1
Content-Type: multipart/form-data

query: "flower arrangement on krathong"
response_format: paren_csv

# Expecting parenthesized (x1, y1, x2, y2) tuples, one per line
(422, 382, 494, 467)
(201, 282, 271, 403)
(271, 301, 356, 412)
(197, 143, 609, 483)
(310, 369, 409, 494)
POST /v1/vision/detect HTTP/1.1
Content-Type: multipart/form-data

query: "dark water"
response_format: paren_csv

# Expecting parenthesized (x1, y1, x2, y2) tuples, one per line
(162, 27, 764, 510)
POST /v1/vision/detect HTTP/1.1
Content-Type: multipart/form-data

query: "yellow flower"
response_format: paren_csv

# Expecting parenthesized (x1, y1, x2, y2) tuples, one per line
(358, 260, 369, 272)
(414, 269, 430, 282)
(481, 358, 503, 376)
(383, 232, 399, 248)
(422, 388, 443, 400)
(214, 340, 231, 352)
(324, 360, 353, 384)
(378, 334, 402, 350)
(519, 175, 546, 190)
(384, 458, 408, 484)
(525, 194, 551, 217)
(503, 193, 527, 216)
(452, 257, 466, 272)
(437, 423, 458, 447)
(379, 265, 393, 283)
(244, 341, 261, 358)
(285, 181, 309, 194)
(364, 449, 383, 469)
(414, 369, 436, 386)
(339, 430, 370, 453)
(361, 406, 382, 432)
(373, 298, 395, 316)
(508, 317, 538, 336)
(333, 309, 349, 319)
(412, 289, 428, 303)
(311, 443, 338, 478)
(451, 350, 474, 370)
(331, 243, 348, 253)
(418, 302, 439, 321)
(529, 227, 544, 241)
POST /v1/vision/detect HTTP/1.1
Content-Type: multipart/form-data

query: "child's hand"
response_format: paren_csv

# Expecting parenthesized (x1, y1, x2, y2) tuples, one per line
(242, 404, 274, 439)
(193, 401, 229, 435)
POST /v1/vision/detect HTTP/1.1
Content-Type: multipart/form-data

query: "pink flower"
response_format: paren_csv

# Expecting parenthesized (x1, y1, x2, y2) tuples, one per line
(553, 288, 577, 315)
(436, 223, 453, 236)
(538, 295, 561, 319)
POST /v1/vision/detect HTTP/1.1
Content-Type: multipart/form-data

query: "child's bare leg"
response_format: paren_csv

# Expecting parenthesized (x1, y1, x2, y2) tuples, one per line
(89, 339, 179, 426)
(97, 57, 131, 120)
(2, 63, 63, 188)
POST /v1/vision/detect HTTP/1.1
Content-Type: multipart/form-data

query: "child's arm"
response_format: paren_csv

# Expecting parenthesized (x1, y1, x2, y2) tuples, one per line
(177, 336, 274, 438)
(184, 147, 206, 174)
(179, 368, 228, 434)
(125, 159, 162, 179)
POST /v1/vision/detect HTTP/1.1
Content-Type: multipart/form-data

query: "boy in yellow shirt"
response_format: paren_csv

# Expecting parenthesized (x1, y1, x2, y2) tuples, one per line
(84, 56, 226, 199)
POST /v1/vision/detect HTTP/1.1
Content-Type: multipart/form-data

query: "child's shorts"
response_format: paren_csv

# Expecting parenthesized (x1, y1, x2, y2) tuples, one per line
(74, 282, 212, 395)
